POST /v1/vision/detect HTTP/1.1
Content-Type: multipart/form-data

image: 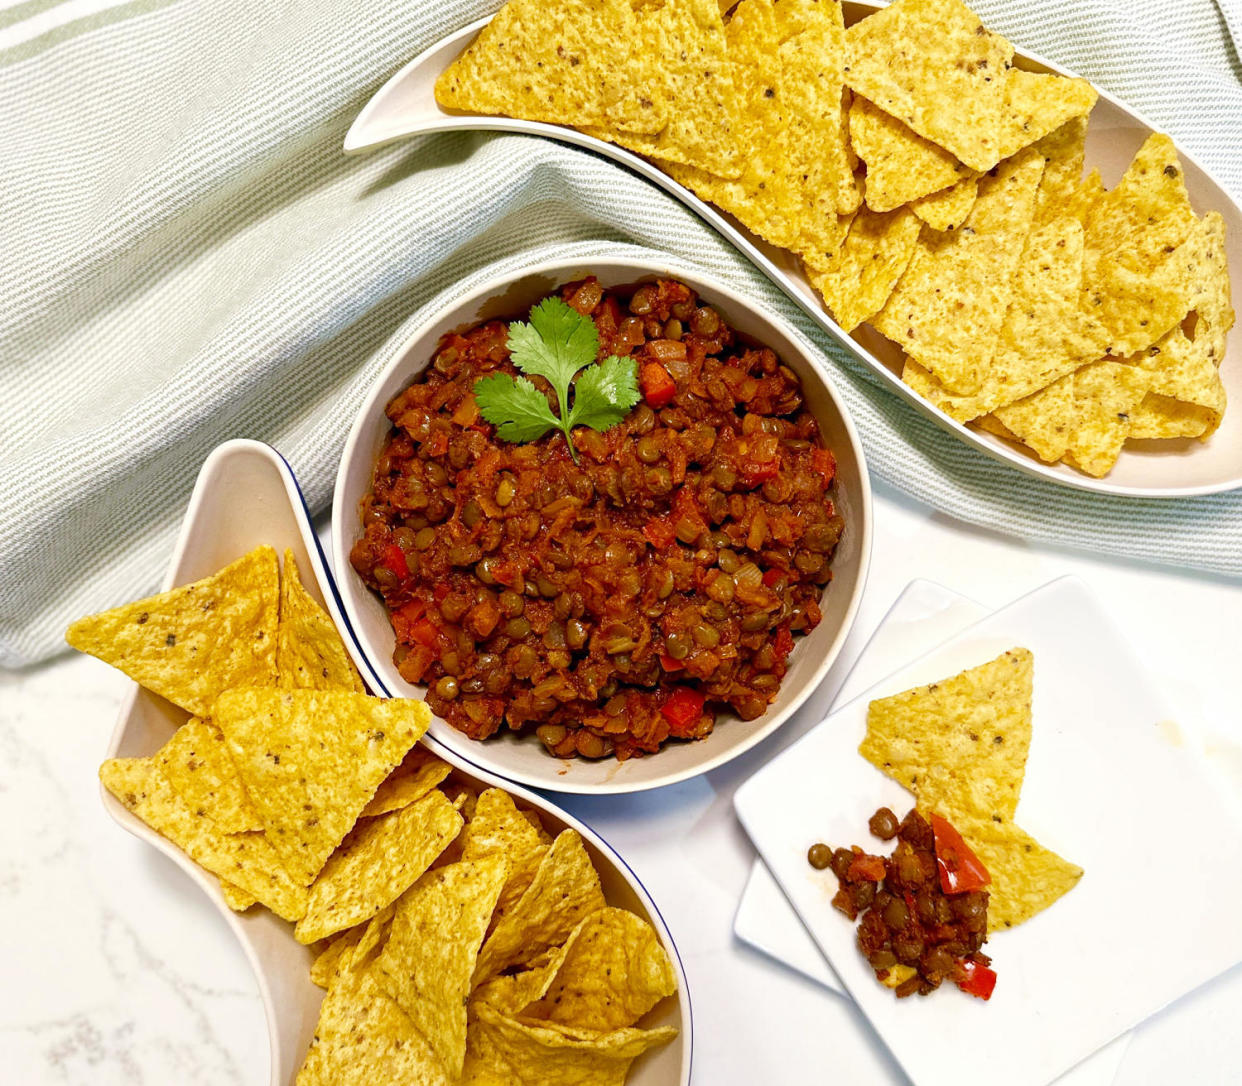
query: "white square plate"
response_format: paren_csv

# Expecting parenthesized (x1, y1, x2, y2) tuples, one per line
(734, 576, 1242, 1086)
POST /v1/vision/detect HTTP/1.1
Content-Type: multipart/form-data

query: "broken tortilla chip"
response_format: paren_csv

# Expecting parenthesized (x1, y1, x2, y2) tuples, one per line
(278, 551, 364, 693)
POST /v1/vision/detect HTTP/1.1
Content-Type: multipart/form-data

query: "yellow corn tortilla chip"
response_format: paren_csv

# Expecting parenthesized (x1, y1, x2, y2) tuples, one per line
(220, 880, 257, 912)
(527, 907, 677, 1032)
(911, 174, 979, 232)
(295, 788, 463, 944)
(579, 0, 743, 177)
(843, 0, 1014, 171)
(1062, 360, 1149, 477)
(360, 748, 452, 819)
(472, 829, 606, 984)
(804, 205, 922, 333)
(310, 923, 370, 989)
(215, 688, 431, 886)
(278, 551, 364, 693)
(66, 546, 279, 717)
(462, 1003, 677, 1086)
(295, 966, 447, 1086)
(1064, 167, 1105, 228)
(993, 69, 1097, 162)
(374, 856, 508, 1078)
(861, 648, 1033, 822)
(460, 788, 553, 925)
(1127, 393, 1216, 440)
(940, 813, 1083, 931)
(901, 217, 1109, 420)
(434, 0, 665, 135)
(472, 942, 576, 1017)
(848, 95, 970, 213)
(873, 147, 1046, 394)
(156, 717, 262, 835)
(100, 756, 307, 921)
(1034, 115, 1088, 226)
(991, 369, 1076, 463)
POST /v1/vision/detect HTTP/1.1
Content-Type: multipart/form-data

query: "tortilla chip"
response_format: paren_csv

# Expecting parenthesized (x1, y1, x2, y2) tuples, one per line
(360, 748, 452, 819)
(156, 717, 262, 835)
(100, 756, 307, 921)
(460, 788, 553, 925)
(579, 0, 742, 177)
(843, 0, 1014, 171)
(214, 689, 431, 886)
(805, 205, 922, 332)
(295, 788, 463, 944)
(66, 546, 279, 717)
(991, 370, 1076, 463)
(527, 908, 677, 1031)
(220, 880, 257, 912)
(434, 0, 665, 134)
(911, 175, 979, 232)
(295, 966, 447, 1086)
(1034, 115, 1088, 225)
(901, 217, 1108, 420)
(462, 1003, 677, 1086)
(848, 95, 970, 213)
(310, 923, 370, 989)
(1062, 360, 1149, 477)
(374, 857, 508, 1077)
(278, 551, 364, 693)
(861, 648, 1033, 822)
(472, 943, 576, 1017)
(473, 830, 606, 984)
(1064, 167, 1105, 229)
(1127, 393, 1216, 440)
(993, 69, 1096, 162)
(944, 814, 1083, 931)
(873, 147, 1045, 393)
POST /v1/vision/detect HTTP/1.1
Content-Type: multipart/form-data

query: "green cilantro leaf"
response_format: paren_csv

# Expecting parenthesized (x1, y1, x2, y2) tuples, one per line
(473, 373, 559, 443)
(569, 354, 642, 432)
(474, 296, 642, 461)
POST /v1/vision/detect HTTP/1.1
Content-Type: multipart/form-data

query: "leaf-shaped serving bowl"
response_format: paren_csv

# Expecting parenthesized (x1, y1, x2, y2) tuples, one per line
(331, 256, 873, 795)
(101, 439, 692, 1086)
(344, 1, 1242, 498)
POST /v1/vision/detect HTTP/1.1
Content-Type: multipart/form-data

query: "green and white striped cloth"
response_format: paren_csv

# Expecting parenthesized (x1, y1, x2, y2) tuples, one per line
(1, 0, 1240, 666)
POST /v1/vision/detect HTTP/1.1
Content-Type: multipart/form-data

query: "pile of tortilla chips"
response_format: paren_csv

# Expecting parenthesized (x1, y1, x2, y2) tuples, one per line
(860, 648, 1083, 930)
(436, 0, 1232, 478)
(69, 545, 678, 1085)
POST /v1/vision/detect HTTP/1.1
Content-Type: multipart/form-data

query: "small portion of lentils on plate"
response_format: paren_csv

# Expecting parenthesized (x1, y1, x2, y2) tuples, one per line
(350, 276, 844, 761)
(811, 807, 997, 1000)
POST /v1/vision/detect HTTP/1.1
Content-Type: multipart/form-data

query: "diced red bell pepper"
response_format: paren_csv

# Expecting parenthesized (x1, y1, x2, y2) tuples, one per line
(954, 959, 997, 1001)
(382, 543, 410, 580)
(433, 582, 450, 603)
(643, 518, 677, 549)
(930, 812, 991, 894)
(773, 624, 794, 665)
(640, 361, 677, 409)
(408, 618, 440, 650)
(811, 447, 836, 487)
(740, 460, 780, 488)
(659, 653, 686, 672)
(846, 853, 888, 882)
(762, 567, 785, 587)
(660, 686, 705, 737)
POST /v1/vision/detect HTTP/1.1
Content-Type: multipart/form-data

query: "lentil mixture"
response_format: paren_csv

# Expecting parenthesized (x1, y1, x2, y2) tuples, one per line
(812, 807, 996, 1000)
(350, 276, 844, 760)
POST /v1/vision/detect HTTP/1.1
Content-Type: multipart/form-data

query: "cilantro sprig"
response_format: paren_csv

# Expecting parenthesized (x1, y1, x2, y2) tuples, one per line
(474, 296, 641, 462)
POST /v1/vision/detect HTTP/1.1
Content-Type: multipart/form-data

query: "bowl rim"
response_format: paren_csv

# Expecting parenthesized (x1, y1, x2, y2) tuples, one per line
(102, 438, 694, 1086)
(331, 255, 873, 794)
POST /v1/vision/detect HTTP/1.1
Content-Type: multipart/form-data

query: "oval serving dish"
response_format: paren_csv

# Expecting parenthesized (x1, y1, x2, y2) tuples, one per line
(332, 256, 872, 795)
(101, 439, 693, 1086)
(344, 1, 1242, 498)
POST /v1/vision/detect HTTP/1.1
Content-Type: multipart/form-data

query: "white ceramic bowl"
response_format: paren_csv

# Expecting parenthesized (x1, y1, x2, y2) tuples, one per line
(345, 1, 1242, 498)
(102, 440, 692, 1086)
(333, 257, 872, 794)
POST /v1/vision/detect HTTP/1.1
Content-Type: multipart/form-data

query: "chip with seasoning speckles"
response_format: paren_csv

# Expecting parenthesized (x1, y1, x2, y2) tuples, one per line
(214, 687, 430, 886)
(156, 715, 263, 835)
(65, 545, 279, 717)
(277, 550, 364, 693)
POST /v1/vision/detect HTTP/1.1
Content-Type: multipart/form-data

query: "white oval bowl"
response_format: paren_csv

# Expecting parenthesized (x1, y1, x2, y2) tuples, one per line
(332, 257, 872, 794)
(344, 1, 1242, 498)
(102, 439, 693, 1086)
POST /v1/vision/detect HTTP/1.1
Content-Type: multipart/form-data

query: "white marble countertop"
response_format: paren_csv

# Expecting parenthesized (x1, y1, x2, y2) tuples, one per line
(4, 479, 1241, 1085)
